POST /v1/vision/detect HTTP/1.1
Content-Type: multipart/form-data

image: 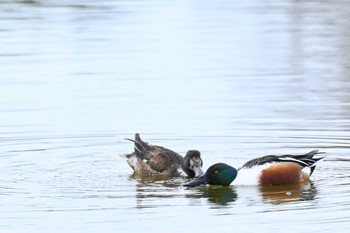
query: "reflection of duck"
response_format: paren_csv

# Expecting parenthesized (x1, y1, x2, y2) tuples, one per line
(186, 186, 237, 206)
(121, 133, 204, 178)
(259, 182, 317, 204)
(184, 150, 325, 187)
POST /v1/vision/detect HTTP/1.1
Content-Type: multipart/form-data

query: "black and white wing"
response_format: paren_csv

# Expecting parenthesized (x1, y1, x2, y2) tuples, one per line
(241, 150, 325, 176)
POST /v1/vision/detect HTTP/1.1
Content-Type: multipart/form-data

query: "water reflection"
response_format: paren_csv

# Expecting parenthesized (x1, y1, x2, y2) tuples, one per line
(134, 175, 238, 207)
(259, 182, 317, 205)
(131, 175, 185, 187)
(134, 177, 185, 209)
(186, 186, 237, 206)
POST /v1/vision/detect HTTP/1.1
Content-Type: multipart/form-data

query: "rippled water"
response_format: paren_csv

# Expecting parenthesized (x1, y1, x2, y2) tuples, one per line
(1, 0, 350, 232)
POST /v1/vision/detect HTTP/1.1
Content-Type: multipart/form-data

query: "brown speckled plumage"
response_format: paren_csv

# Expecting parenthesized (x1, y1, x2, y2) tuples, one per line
(122, 133, 203, 178)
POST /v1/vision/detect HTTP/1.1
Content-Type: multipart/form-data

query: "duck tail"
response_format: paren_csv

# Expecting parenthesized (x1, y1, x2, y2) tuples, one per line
(305, 150, 325, 176)
(124, 133, 151, 156)
(290, 150, 325, 176)
(304, 150, 325, 158)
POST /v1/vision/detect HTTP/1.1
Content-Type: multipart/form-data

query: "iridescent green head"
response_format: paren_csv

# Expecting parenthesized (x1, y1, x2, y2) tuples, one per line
(184, 163, 237, 187)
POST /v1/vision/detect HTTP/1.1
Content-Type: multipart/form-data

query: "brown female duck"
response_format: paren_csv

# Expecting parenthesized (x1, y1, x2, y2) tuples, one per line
(121, 133, 204, 178)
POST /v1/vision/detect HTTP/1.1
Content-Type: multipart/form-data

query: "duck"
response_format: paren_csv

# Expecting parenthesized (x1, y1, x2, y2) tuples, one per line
(121, 133, 204, 178)
(184, 150, 325, 187)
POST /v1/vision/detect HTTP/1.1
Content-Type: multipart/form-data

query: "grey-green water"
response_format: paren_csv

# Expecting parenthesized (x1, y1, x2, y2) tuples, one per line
(1, 0, 350, 232)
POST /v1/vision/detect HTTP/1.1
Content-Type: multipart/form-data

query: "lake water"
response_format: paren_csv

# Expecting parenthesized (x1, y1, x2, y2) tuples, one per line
(1, 0, 350, 232)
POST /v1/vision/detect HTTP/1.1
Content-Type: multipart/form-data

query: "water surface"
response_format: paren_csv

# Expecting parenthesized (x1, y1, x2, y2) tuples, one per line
(1, 0, 350, 232)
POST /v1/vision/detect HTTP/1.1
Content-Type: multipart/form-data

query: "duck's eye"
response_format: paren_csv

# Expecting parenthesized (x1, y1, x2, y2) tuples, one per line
(214, 169, 219, 174)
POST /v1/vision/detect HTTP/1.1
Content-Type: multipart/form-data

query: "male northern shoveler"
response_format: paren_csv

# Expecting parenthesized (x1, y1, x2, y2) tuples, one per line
(184, 150, 325, 187)
(121, 133, 204, 178)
